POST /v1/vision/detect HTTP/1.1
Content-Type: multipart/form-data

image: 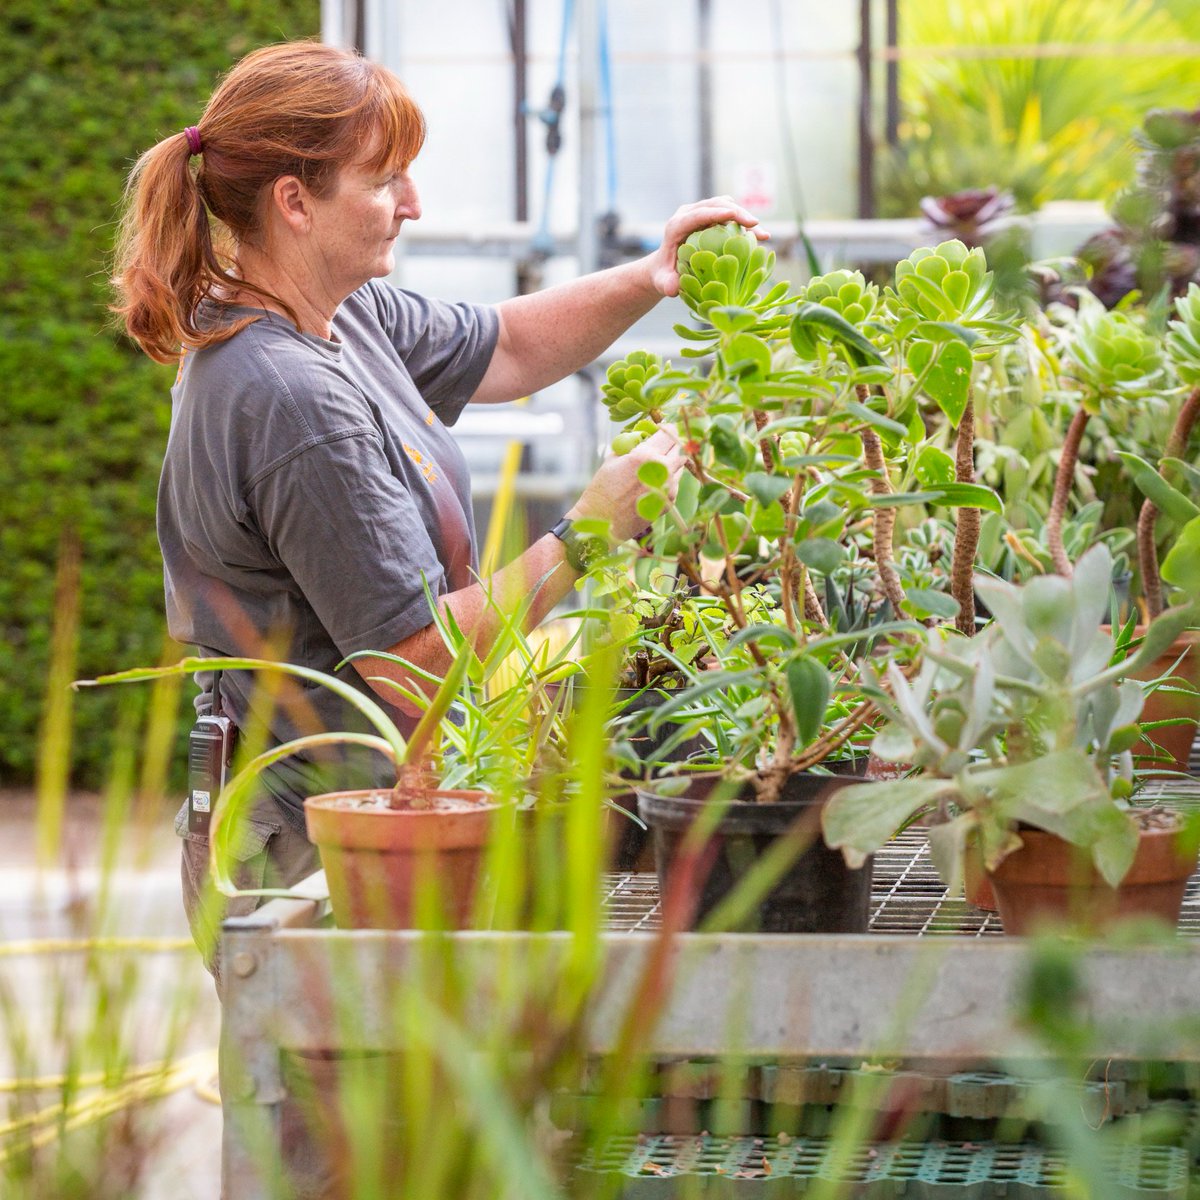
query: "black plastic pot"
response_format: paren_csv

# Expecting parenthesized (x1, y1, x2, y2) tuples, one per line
(611, 686, 707, 870)
(636, 770, 874, 933)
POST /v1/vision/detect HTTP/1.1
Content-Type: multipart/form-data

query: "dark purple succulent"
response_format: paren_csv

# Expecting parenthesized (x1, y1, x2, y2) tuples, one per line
(1079, 106, 1200, 308)
(919, 187, 1016, 248)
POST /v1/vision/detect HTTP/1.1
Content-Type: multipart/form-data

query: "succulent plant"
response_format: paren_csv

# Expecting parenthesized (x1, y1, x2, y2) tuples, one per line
(801, 269, 880, 326)
(675, 221, 777, 321)
(1066, 306, 1164, 407)
(1130, 284, 1200, 617)
(892, 239, 996, 325)
(601, 351, 683, 455)
(919, 187, 1015, 249)
(821, 543, 1200, 889)
(888, 241, 1021, 634)
(1045, 300, 1165, 578)
(1167, 282, 1200, 385)
(1071, 105, 1200, 309)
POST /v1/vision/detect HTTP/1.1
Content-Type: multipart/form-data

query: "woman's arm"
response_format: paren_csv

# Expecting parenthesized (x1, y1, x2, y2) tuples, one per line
(351, 429, 684, 711)
(469, 198, 764, 405)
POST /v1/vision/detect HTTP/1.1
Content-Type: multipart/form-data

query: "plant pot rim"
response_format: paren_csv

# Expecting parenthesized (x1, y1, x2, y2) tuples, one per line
(640, 760, 866, 797)
(304, 787, 498, 814)
(304, 788, 504, 852)
(637, 769, 869, 830)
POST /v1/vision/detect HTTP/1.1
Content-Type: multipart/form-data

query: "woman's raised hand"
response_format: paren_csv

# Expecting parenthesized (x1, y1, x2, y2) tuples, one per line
(647, 197, 768, 298)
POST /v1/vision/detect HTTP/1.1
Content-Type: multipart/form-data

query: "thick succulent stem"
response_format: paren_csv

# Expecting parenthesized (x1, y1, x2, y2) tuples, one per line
(861, 428, 907, 618)
(752, 410, 775, 472)
(803, 574, 827, 625)
(1047, 408, 1090, 578)
(950, 396, 979, 634)
(757, 716, 796, 805)
(1138, 386, 1200, 618)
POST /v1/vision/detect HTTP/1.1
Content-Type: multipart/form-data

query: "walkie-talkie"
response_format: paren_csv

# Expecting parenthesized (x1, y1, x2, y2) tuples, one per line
(188, 673, 235, 836)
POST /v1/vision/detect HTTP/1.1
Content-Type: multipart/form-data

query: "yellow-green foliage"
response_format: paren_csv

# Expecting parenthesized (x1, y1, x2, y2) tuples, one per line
(0, 1, 319, 787)
(882, 0, 1200, 215)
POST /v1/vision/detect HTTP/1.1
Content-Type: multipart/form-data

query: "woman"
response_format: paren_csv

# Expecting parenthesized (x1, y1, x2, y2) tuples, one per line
(112, 40, 764, 965)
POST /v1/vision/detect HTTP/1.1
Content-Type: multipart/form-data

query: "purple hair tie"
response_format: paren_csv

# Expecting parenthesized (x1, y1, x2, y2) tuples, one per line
(184, 126, 203, 157)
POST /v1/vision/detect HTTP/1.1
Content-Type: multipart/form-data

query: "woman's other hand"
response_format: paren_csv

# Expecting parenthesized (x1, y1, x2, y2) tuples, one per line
(568, 427, 685, 543)
(648, 197, 768, 299)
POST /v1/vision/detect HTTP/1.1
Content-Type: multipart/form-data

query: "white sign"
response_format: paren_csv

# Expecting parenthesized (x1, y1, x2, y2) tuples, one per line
(732, 161, 777, 216)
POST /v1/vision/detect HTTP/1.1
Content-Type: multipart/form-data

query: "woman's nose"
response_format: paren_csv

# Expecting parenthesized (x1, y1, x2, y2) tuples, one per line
(398, 178, 421, 221)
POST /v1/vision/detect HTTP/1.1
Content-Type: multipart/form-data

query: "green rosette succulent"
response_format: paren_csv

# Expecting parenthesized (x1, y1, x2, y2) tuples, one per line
(788, 268, 885, 368)
(1067, 305, 1164, 412)
(892, 239, 995, 324)
(601, 350, 681, 454)
(802, 269, 879, 325)
(676, 221, 775, 320)
(1167, 282, 1200, 386)
(601, 350, 667, 422)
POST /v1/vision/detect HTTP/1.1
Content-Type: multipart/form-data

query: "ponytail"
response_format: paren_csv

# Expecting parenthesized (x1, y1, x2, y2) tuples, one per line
(110, 41, 425, 364)
(111, 130, 255, 364)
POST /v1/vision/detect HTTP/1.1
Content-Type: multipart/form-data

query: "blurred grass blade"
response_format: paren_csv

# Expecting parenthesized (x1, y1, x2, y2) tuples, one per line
(35, 527, 81, 867)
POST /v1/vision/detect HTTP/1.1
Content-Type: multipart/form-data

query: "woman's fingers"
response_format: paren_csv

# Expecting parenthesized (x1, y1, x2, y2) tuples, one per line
(653, 199, 769, 296)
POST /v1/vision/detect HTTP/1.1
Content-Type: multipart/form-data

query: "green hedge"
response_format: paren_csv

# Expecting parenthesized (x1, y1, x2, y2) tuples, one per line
(0, 0, 319, 787)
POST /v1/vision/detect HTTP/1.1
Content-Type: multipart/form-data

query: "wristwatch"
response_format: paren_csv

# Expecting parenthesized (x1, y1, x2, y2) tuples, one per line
(549, 516, 608, 573)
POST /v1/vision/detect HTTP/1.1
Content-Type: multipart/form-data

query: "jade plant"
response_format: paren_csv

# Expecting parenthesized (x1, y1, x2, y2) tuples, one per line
(591, 229, 1025, 802)
(821, 543, 1200, 888)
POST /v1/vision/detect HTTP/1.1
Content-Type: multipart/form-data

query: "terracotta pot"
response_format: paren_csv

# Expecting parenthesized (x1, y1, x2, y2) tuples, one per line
(304, 789, 500, 929)
(864, 754, 912, 782)
(1105, 628, 1200, 773)
(986, 826, 1198, 935)
(962, 834, 999, 912)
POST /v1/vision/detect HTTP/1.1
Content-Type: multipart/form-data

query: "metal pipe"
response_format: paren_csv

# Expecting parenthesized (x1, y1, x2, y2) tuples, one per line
(354, 0, 366, 54)
(697, 0, 714, 197)
(512, 0, 529, 223)
(577, 0, 600, 278)
(857, 0, 875, 218)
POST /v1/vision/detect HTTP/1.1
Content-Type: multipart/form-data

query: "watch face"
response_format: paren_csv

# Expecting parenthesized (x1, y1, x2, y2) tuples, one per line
(552, 518, 607, 572)
(559, 528, 600, 573)
(576, 532, 606, 570)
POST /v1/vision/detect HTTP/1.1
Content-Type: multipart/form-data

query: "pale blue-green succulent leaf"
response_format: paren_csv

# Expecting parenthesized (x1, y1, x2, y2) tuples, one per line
(822, 777, 955, 868)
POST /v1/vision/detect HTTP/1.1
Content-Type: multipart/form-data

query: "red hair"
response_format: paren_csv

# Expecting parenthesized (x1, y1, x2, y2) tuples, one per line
(112, 41, 425, 363)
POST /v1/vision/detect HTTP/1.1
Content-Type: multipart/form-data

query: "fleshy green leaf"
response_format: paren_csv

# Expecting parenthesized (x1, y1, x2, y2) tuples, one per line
(790, 303, 886, 367)
(797, 538, 845, 575)
(744, 471, 791, 507)
(926, 482, 1004, 514)
(914, 445, 956, 487)
(904, 589, 960, 619)
(822, 778, 955, 868)
(908, 340, 973, 425)
(1162, 516, 1200, 591)
(847, 400, 908, 438)
(1116, 452, 1200, 525)
(637, 460, 670, 490)
(786, 655, 831, 745)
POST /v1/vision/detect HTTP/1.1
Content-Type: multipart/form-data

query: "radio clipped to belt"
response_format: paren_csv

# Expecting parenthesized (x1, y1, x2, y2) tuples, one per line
(187, 669, 236, 836)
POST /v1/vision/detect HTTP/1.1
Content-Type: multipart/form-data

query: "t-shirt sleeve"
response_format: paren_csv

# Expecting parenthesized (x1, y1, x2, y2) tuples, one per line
(246, 430, 448, 657)
(367, 280, 499, 426)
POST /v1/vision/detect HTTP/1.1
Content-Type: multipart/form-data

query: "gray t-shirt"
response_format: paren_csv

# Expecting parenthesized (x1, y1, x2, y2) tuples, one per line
(158, 280, 499, 827)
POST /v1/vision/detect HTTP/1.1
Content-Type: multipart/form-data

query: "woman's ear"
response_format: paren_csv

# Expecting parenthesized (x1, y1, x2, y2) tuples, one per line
(269, 175, 313, 234)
